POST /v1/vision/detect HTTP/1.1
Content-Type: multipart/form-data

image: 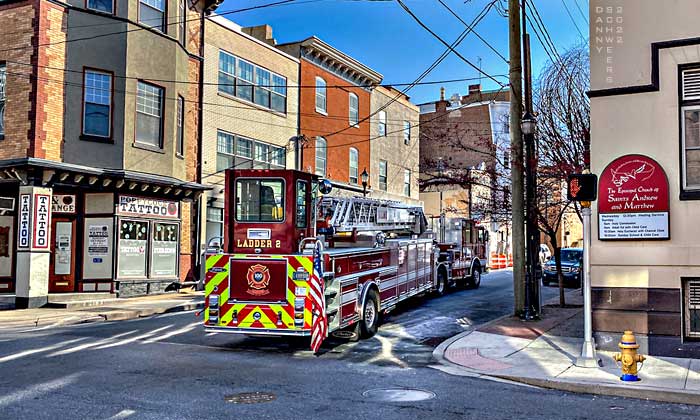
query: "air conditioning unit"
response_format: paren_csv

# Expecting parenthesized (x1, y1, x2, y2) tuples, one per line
(0, 197, 14, 212)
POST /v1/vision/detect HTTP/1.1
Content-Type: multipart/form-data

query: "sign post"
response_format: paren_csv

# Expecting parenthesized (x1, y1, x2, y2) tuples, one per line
(568, 172, 601, 368)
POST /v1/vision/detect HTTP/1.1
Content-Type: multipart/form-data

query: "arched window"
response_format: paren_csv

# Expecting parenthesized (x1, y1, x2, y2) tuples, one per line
(315, 137, 327, 176)
(315, 77, 327, 113)
(349, 93, 359, 126)
(349, 147, 358, 183)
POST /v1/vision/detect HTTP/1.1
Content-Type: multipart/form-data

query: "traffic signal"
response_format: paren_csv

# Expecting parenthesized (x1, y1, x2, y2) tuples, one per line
(567, 173, 597, 201)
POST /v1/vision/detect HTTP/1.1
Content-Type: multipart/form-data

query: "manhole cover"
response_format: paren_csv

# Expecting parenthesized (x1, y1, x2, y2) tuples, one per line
(332, 330, 357, 339)
(224, 392, 276, 404)
(362, 388, 436, 402)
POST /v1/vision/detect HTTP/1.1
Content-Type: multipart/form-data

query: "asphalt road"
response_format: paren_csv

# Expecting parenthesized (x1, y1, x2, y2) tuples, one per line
(1, 270, 698, 420)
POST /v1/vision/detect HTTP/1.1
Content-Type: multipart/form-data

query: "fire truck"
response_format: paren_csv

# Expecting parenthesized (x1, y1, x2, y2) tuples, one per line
(203, 169, 488, 344)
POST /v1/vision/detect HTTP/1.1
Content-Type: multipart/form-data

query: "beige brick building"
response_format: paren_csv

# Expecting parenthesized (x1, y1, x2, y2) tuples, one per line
(369, 86, 420, 204)
(201, 16, 299, 246)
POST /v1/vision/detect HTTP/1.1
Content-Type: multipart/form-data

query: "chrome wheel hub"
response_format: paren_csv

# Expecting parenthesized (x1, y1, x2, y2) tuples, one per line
(365, 303, 375, 326)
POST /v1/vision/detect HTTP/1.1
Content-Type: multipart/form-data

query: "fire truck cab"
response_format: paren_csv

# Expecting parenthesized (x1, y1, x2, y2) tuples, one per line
(434, 217, 489, 293)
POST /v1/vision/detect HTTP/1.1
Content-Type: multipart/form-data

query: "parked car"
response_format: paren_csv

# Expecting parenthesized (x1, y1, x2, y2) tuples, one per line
(542, 248, 583, 287)
(539, 244, 552, 264)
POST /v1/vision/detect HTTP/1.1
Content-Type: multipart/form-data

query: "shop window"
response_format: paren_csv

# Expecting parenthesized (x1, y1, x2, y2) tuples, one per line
(150, 222, 178, 277)
(87, 0, 113, 13)
(379, 160, 387, 191)
(236, 179, 284, 222)
(684, 278, 700, 340)
(296, 181, 308, 228)
(315, 137, 326, 177)
(349, 148, 358, 184)
(135, 81, 163, 148)
(117, 220, 149, 278)
(83, 69, 112, 138)
(139, 0, 165, 32)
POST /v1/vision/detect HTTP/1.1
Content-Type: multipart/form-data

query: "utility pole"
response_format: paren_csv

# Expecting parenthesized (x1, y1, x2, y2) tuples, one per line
(508, 0, 525, 316)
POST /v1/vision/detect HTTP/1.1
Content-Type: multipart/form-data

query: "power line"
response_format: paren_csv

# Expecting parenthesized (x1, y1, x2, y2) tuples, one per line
(572, 0, 589, 25)
(560, 0, 585, 40)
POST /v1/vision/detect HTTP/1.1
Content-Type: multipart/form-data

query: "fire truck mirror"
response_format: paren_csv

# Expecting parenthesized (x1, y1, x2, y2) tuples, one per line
(319, 179, 333, 195)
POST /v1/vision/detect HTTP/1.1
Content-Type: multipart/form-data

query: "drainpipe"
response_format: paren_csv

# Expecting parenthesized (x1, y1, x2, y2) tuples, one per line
(194, 10, 206, 279)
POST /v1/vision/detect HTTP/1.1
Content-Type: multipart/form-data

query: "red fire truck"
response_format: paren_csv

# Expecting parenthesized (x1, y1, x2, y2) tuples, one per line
(203, 169, 488, 345)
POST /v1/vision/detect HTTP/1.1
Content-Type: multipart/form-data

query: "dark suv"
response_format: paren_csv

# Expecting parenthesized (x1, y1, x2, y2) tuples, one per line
(542, 248, 583, 287)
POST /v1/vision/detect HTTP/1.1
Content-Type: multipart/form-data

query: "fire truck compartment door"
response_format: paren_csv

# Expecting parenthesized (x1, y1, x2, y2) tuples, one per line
(229, 258, 289, 303)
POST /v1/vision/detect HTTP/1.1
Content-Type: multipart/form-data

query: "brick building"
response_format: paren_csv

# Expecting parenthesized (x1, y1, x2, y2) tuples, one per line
(200, 17, 299, 248)
(277, 37, 382, 194)
(0, 0, 219, 307)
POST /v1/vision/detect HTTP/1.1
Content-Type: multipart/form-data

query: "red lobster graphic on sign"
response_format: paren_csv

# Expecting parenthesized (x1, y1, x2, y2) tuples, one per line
(610, 160, 655, 187)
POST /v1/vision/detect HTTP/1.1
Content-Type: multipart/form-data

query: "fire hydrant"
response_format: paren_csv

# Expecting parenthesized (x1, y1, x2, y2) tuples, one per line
(613, 330, 646, 382)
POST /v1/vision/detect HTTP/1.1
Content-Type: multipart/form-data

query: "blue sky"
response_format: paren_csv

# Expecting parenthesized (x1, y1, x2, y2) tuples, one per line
(218, 0, 588, 105)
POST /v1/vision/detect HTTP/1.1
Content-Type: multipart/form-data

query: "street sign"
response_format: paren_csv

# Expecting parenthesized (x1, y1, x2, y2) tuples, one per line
(567, 174, 598, 201)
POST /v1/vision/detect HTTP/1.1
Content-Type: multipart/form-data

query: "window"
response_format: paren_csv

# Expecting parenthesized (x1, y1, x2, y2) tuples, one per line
(254, 143, 269, 169)
(315, 77, 326, 113)
(178, 0, 186, 44)
(349, 93, 359, 126)
(315, 136, 326, 176)
(379, 161, 387, 191)
(235, 179, 285, 222)
(271, 146, 285, 168)
(349, 148, 358, 184)
(139, 0, 165, 32)
(87, 0, 113, 13)
(176, 96, 184, 156)
(296, 181, 308, 228)
(83, 70, 112, 138)
(217, 51, 287, 113)
(206, 206, 224, 247)
(403, 121, 411, 145)
(683, 106, 700, 188)
(503, 150, 510, 170)
(404, 169, 411, 196)
(216, 131, 234, 171)
(378, 111, 386, 137)
(0, 63, 7, 139)
(135, 81, 163, 147)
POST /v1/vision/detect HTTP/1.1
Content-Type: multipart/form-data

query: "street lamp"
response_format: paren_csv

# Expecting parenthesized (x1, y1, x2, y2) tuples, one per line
(521, 111, 541, 320)
(361, 168, 369, 197)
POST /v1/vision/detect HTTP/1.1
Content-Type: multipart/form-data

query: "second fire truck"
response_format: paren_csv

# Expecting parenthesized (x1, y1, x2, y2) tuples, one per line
(203, 169, 488, 345)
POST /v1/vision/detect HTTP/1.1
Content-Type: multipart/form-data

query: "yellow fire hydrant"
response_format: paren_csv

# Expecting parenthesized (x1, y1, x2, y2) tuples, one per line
(613, 330, 646, 382)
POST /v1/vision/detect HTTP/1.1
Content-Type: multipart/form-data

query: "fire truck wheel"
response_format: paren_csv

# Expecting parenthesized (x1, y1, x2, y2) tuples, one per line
(358, 290, 380, 338)
(435, 269, 447, 296)
(469, 266, 481, 289)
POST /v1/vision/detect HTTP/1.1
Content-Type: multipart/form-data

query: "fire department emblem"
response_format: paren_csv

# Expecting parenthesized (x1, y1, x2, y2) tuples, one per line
(246, 264, 271, 296)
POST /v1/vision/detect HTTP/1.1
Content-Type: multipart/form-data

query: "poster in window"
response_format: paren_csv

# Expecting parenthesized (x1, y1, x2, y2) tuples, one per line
(117, 220, 148, 277)
(88, 225, 109, 256)
(150, 222, 178, 277)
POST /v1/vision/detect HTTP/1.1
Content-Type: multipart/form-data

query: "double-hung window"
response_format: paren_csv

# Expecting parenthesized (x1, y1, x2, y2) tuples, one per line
(349, 148, 358, 184)
(403, 121, 411, 145)
(179, 0, 186, 44)
(315, 137, 327, 177)
(378, 111, 386, 137)
(176, 96, 184, 156)
(139, 0, 165, 32)
(404, 169, 411, 196)
(271, 74, 287, 113)
(87, 0, 113, 13)
(216, 131, 235, 171)
(254, 67, 271, 109)
(217, 131, 285, 171)
(217, 51, 287, 113)
(218, 51, 236, 96)
(0, 63, 6, 139)
(135, 81, 164, 148)
(83, 69, 112, 138)
(379, 161, 387, 191)
(315, 77, 326, 113)
(681, 68, 700, 192)
(236, 58, 254, 102)
(349, 93, 359, 127)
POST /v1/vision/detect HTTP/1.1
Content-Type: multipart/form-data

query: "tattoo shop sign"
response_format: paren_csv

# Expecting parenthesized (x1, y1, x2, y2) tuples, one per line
(117, 195, 179, 220)
(598, 154, 669, 240)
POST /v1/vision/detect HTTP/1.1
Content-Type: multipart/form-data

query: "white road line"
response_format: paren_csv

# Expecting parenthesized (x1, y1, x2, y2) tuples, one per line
(0, 372, 82, 407)
(0, 337, 88, 364)
(142, 322, 199, 344)
(94, 325, 172, 350)
(105, 409, 136, 420)
(46, 331, 139, 357)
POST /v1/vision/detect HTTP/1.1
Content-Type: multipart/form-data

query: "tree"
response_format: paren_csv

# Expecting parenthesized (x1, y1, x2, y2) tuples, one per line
(534, 43, 590, 307)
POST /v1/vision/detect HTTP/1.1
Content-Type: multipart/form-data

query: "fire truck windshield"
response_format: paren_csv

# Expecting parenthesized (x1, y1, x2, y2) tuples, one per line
(235, 179, 285, 222)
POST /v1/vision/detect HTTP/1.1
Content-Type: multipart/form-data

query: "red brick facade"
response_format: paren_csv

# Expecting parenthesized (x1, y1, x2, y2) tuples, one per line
(299, 60, 371, 185)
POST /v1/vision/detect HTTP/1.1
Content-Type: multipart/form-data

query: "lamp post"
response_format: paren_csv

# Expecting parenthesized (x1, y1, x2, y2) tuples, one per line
(361, 168, 369, 197)
(522, 111, 541, 320)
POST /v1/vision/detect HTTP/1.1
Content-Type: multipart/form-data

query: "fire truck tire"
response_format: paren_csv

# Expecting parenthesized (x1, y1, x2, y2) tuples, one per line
(435, 269, 447, 296)
(469, 266, 482, 289)
(358, 290, 380, 338)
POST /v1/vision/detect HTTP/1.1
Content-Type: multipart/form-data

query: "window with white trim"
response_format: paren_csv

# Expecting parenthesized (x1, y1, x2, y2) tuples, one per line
(315, 77, 326, 113)
(404, 169, 411, 196)
(217, 50, 287, 113)
(315, 136, 327, 176)
(135, 81, 163, 148)
(349, 93, 359, 126)
(87, 0, 113, 14)
(216, 130, 285, 172)
(378, 111, 386, 137)
(379, 160, 387, 191)
(403, 121, 411, 145)
(681, 68, 700, 190)
(0, 63, 7, 139)
(349, 147, 358, 184)
(178, 0, 186, 44)
(83, 70, 112, 138)
(139, 0, 165, 32)
(206, 206, 224, 247)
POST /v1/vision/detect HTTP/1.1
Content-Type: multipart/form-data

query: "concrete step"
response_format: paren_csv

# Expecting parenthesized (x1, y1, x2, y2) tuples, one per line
(46, 293, 118, 309)
(0, 294, 15, 311)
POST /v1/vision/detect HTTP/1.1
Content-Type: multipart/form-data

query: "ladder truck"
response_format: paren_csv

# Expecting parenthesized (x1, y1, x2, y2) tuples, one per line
(203, 169, 487, 347)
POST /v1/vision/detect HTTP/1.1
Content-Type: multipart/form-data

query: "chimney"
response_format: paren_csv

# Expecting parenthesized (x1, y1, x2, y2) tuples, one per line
(468, 84, 481, 96)
(440, 87, 445, 101)
(242, 24, 276, 46)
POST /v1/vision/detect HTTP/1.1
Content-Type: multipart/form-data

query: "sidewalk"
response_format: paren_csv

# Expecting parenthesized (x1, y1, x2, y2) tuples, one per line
(434, 290, 700, 405)
(0, 290, 204, 331)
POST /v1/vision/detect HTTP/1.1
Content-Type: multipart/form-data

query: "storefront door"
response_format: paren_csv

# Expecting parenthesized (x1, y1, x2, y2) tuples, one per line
(49, 218, 76, 292)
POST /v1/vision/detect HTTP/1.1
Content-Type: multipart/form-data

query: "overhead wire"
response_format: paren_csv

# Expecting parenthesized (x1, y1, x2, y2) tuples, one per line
(560, 0, 586, 40)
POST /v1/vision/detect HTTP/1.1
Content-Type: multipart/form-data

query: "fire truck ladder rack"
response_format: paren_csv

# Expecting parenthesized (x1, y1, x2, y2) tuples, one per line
(318, 196, 426, 235)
